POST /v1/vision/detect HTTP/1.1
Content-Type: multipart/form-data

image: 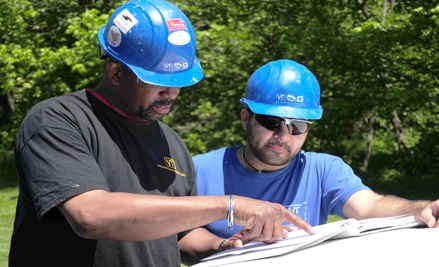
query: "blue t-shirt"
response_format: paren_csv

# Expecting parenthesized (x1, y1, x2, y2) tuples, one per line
(193, 145, 370, 238)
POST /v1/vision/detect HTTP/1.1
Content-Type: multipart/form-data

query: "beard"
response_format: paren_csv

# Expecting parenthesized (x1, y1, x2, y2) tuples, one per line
(136, 106, 156, 121)
(246, 119, 295, 166)
(134, 99, 175, 121)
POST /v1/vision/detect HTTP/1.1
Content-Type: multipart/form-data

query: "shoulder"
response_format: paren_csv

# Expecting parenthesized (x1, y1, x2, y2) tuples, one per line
(24, 90, 88, 121)
(297, 151, 355, 176)
(301, 151, 346, 165)
(193, 146, 234, 163)
(32, 89, 87, 108)
(18, 90, 88, 135)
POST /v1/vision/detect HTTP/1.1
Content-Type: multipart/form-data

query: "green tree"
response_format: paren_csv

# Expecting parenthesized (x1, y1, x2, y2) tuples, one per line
(0, 0, 438, 199)
(0, 0, 119, 154)
(169, 0, 439, 199)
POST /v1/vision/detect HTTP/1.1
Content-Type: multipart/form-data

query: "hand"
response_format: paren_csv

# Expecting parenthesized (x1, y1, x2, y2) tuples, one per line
(420, 199, 439, 227)
(219, 225, 301, 251)
(232, 196, 315, 244)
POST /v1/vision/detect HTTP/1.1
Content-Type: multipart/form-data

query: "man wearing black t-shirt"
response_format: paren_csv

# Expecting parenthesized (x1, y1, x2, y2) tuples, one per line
(8, 1, 313, 266)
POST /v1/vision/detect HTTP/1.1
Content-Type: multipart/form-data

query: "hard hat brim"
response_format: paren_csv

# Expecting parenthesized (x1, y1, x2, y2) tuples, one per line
(130, 58, 204, 87)
(241, 99, 323, 120)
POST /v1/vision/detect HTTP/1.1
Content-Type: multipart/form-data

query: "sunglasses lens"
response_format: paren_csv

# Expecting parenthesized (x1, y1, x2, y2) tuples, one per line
(288, 120, 309, 135)
(255, 115, 283, 131)
(255, 114, 311, 135)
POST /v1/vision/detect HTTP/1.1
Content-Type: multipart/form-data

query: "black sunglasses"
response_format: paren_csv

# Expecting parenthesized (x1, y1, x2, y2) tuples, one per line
(254, 114, 313, 135)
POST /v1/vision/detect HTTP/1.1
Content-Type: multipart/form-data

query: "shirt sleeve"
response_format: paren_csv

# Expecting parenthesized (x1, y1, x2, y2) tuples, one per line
(16, 106, 109, 222)
(320, 154, 371, 219)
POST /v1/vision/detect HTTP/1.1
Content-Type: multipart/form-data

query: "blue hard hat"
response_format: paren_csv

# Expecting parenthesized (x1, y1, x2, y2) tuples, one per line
(97, 0, 204, 87)
(240, 59, 323, 120)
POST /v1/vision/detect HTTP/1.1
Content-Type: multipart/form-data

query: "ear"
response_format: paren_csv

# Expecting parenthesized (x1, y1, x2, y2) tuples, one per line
(241, 108, 250, 129)
(106, 61, 124, 85)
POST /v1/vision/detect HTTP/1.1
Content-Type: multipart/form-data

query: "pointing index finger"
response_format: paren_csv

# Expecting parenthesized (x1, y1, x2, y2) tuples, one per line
(284, 210, 316, 235)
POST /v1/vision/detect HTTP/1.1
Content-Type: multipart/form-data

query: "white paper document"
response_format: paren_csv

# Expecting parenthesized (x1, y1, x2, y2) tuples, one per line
(193, 214, 420, 267)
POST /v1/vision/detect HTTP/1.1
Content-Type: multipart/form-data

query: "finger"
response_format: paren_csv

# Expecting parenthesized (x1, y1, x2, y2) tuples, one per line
(283, 227, 290, 238)
(231, 239, 243, 248)
(232, 227, 254, 245)
(284, 211, 316, 234)
(283, 225, 299, 232)
(420, 207, 436, 228)
(221, 238, 243, 251)
(255, 221, 274, 243)
(258, 218, 286, 244)
(242, 222, 263, 241)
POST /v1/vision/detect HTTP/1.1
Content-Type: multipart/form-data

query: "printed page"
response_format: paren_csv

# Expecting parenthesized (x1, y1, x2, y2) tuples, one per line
(198, 219, 357, 265)
(195, 214, 421, 266)
(330, 214, 419, 239)
(357, 214, 420, 234)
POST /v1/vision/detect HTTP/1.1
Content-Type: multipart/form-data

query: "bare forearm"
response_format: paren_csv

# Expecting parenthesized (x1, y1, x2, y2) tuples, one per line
(344, 190, 431, 221)
(60, 190, 229, 241)
(60, 190, 314, 244)
(369, 194, 430, 220)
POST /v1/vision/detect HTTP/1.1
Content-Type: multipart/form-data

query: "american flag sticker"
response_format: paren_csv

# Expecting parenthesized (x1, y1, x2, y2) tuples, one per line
(166, 18, 187, 31)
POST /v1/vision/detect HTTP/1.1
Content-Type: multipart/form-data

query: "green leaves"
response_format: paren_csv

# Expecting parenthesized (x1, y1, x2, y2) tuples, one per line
(0, 0, 437, 198)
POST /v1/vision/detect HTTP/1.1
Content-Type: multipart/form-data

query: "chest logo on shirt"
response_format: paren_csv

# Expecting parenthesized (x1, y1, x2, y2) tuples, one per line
(157, 157, 186, 177)
(286, 202, 308, 221)
(165, 157, 176, 169)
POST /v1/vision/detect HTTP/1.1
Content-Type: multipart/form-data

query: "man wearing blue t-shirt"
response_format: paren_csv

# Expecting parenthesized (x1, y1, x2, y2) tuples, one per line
(179, 59, 439, 261)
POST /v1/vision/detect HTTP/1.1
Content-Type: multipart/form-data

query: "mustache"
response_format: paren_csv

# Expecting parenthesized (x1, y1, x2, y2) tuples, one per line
(153, 99, 175, 106)
(268, 141, 285, 147)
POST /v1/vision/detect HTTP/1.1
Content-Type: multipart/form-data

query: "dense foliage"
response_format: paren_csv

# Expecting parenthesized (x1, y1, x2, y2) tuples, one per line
(1, 0, 438, 199)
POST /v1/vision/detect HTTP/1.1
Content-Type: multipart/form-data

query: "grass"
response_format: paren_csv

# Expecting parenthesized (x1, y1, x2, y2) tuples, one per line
(0, 187, 17, 267)
(0, 154, 18, 267)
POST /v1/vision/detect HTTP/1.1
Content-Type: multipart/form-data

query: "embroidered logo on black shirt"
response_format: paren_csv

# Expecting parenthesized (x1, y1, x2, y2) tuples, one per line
(164, 157, 176, 169)
(157, 157, 186, 177)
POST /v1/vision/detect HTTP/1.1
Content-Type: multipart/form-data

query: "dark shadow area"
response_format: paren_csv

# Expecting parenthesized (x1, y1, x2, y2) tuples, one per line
(0, 153, 18, 189)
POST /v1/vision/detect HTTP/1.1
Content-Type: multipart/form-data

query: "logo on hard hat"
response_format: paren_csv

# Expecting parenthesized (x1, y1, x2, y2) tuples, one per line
(276, 94, 304, 103)
(287, 94, 304, 103)
(168, 31, 191, 46)
(114, 9, 138, 34)
(107, 26, 122, 47)
(163, 62, 189, 71)
(166, 19, 187, 31)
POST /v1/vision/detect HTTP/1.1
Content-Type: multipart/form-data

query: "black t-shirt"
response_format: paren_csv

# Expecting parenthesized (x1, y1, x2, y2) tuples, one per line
(9, 89, 197, 267)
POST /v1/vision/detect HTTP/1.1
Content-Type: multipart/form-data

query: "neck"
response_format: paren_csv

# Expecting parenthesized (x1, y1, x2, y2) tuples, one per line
(241, 146, 281, 173)
(242, 146, 263, 173)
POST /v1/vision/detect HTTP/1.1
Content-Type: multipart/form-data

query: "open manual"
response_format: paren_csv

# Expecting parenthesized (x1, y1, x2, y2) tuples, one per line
(192, 214, 421, 267)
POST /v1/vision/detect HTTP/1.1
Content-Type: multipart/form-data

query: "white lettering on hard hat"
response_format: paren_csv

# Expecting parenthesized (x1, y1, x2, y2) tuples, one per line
(114, 9, 138, 34)
(163, 61, 189, 71)
(168, 31, 191, 46)
(287, 94, 297, 102)
(287, 94, 304, 103)
(276, 94, 286, 101)
(107, 26, 122, 47)
(276, 94, 305, 103)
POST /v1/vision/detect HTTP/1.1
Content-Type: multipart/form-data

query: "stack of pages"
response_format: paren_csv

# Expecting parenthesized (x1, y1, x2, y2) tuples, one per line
(193, 214, 421, 267)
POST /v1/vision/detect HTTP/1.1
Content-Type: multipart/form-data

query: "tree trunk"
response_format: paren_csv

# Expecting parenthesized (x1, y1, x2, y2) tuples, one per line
(392, 110, 406, 151)
(0, 92, 14, 126)
(363, 113, 376, 172)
